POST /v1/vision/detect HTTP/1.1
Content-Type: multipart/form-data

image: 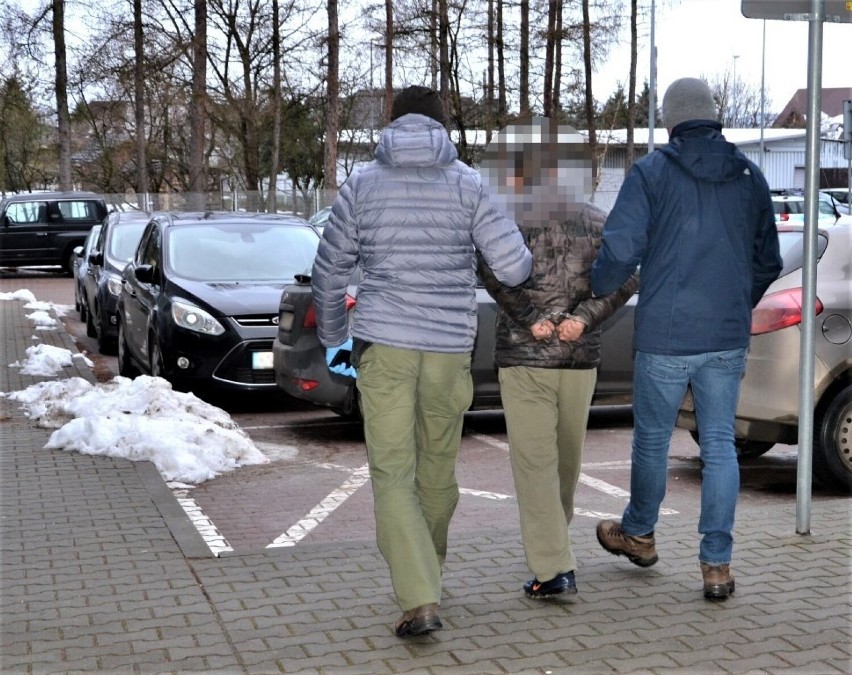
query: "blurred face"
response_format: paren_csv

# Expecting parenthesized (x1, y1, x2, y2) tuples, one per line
(481, 118, 595, 220)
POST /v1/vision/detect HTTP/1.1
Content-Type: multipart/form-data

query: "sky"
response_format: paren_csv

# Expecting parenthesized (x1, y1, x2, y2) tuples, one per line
(596, 0, 852, 113)
(0, 289, 270, 486)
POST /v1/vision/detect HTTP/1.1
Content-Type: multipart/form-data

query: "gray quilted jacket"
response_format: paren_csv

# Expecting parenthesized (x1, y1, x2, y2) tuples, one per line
(478, 203, 638, 369)
(311, 113, 532, 352)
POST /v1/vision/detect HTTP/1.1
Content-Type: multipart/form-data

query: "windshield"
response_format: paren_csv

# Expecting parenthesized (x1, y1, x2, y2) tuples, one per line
(108, 223, 147, 261)
(166, 223, 320, 281)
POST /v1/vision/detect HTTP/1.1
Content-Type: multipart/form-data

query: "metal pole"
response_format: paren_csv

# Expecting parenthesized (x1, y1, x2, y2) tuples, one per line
(759, 20, 766, 172)
(648, 0, 656, 153)
(796, 0, 823, 535)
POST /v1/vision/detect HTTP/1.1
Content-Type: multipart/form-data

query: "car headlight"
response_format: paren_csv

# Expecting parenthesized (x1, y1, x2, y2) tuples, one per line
(171, 299, 225, 336)
(107, 274, 123, 297)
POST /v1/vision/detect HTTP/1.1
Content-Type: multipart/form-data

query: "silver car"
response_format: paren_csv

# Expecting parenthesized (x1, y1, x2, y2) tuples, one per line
(676, 222, 852, 494)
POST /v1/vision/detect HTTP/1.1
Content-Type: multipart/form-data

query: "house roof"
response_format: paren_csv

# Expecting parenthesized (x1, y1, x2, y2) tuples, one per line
(773, 87, 852, 128)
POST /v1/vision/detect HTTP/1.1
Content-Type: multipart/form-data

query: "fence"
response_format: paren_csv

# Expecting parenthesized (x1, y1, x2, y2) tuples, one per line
(99, 190, 340, 220)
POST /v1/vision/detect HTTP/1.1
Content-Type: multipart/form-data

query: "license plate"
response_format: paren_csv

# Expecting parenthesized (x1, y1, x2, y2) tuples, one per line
(252, 351, 274, 369)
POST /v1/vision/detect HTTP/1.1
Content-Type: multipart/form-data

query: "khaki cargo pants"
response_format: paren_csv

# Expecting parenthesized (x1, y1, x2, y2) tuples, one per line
(356, 344, 473, 611)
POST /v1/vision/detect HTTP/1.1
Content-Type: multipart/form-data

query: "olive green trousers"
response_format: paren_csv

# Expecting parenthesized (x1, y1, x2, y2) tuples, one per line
(356, 344, 473, 611)
(498, 365, 597, 583)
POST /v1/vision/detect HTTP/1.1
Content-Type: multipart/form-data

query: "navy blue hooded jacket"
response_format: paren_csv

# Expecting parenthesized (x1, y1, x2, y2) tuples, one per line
(591, 121, 782, 355)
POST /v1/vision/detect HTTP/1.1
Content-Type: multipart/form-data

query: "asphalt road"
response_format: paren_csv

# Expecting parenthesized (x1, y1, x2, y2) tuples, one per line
(2, 268, 813, 560)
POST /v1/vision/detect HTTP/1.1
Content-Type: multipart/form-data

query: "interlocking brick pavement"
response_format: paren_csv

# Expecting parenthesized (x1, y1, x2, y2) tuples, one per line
(1, 295, 851, 674)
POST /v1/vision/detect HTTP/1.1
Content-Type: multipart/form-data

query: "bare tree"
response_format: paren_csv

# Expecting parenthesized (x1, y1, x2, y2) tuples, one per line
(188, 0, 207, 207)
(323, 0, 339, 192)
(268, 0, 283, 209)
(133, 0, 148, 201)
(53, 0, 72, 189)
(383, 0, 393, 127)
(518, 0, 529, 116)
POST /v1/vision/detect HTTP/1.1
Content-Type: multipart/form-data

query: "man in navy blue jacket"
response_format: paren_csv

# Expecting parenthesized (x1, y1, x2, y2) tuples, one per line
(591, 77, 782, 601)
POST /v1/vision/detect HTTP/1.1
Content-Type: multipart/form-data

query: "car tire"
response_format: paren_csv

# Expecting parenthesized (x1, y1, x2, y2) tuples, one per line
(117, 321, 139, 378)
(149, 333, 165, 379)
(85, 298, 97, 338)
(813, 382, 852, 495)
(688, 430, 775, 460)
(95, 306, 117, 355)
(78, 294, 87, 323)
(64, 249, 77, 277)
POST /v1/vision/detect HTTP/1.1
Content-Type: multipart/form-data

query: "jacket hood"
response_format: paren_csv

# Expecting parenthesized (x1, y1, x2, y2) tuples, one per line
(374, 113, 458, 168)
(660, 121, 749, 183)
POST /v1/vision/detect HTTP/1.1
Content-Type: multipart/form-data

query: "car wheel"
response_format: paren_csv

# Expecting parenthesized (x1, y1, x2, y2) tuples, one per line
(78, 293, 87, 323)
(64, 249, 77, 277)
(117, 321, 139, 378)
(95, 307, 117, 355)
(149, 333, 165, 379)
(813, 382, 852, 495)
(85, 299, 97, 338)
(688, 430, 775, 460)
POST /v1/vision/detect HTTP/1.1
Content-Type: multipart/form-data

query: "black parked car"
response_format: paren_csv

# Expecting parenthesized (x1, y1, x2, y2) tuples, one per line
(272, 275, 636, 418)
(117, 212, 321, 392)
(0, 191, 108, 275)
(84, 211, 151, 353)
(73, 224, 102, 322)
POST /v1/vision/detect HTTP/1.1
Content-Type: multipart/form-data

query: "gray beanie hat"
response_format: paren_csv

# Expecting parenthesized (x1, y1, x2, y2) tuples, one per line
(662, 77, 717, 129)
(391, 85, 447, 126)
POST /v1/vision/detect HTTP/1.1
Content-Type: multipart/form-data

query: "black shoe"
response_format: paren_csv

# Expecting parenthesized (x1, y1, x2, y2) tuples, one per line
(394, 603, 442, 637)
(523, 571, 577, 598)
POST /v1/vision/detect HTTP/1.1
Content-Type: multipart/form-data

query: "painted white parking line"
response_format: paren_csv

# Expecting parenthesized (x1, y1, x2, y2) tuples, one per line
(175, 494, 233, 557)
(467, 432, 679, 515)
(460, 487, 513, 500)
(266, 464, 371, 548)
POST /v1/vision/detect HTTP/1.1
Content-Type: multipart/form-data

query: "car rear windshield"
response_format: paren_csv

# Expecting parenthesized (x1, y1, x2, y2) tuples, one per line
(773, 200, 804, 215)
(108, 223, 147, 261)
(777, 230, 828, 276)
(166, 223, 320, 281)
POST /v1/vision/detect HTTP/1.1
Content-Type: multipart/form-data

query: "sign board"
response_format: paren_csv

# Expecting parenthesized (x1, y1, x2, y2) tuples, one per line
(742, 0, 852, 22)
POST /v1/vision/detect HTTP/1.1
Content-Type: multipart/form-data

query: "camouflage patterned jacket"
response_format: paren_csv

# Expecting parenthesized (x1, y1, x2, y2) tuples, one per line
(477, 203, 638, 370)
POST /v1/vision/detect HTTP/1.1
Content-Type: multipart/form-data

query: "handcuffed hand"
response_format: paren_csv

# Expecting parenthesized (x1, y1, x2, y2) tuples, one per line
(326, 338, 357, 378)
(531, 319, 556, 341)
(557, 318, 585, 342)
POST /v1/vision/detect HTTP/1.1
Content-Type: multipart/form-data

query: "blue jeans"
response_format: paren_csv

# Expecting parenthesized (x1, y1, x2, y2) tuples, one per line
(622, 348, 747, 565)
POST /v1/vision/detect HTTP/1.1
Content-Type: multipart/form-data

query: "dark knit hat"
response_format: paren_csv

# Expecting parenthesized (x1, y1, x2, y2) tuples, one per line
(390, 85, 447, 126)
(662, 77, 718, 129)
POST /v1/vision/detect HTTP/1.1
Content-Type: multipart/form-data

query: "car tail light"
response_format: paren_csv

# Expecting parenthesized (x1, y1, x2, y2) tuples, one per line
(293, 378, 320, 392)
(302, 294, 356, 329)
(779, 213, 789, 222)
(751, 288, 823, 335)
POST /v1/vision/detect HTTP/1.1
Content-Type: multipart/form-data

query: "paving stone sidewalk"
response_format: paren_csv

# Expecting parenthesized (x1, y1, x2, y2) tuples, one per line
(1, 296, 850, 674)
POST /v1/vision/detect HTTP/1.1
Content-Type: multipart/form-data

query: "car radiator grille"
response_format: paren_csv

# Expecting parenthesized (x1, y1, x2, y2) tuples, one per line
(213, 339, 276, 385)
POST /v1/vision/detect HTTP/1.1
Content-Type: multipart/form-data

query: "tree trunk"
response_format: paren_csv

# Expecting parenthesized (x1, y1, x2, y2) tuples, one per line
(188, 0, 207, 209)
(133, 0, 148, 204)
(626, 0, 638, 172)
(268, 0, 283, 209)
(430, 0, 438, 91)
(497, 0, 506, 124)
(519, 0, 529, 116)
(438, 0, 449, 122)
(543, 0, 556, 117)
(53, 0, 72, 190)
(383, 0, 393, 127)
(582, 0, 598, 182)
(322, 0, 339, 195)
(554, 0, 562, 113)
(486, 0, 494, 142)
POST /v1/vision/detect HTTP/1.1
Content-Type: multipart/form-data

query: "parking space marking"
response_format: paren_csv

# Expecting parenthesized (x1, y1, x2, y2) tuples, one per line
(174, 493, 234, 557)
(266, 464, 371, 548)
(467, 432, 679, 516)
(460, 487, 513, 500)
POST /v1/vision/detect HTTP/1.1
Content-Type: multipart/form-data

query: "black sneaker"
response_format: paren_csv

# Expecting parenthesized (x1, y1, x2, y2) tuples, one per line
(523, 571, 577, 598)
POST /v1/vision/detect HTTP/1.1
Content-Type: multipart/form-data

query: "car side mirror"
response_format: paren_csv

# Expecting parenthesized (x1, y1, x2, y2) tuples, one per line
(73, 246, 83, 257)
(135, 264, 156, 284)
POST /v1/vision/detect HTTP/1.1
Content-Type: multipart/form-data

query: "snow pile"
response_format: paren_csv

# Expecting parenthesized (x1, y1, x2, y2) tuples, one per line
(10, 343, 93, 376)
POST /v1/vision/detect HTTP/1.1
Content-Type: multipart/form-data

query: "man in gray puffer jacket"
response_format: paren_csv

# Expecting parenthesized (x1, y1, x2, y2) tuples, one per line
(477, 117, 637, 600)
(311, 86, 531, 638)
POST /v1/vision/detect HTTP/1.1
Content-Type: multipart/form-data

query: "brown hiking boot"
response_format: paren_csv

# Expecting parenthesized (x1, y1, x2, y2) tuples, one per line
(701, 563, 735, 601)
(596, 520, 658, 567)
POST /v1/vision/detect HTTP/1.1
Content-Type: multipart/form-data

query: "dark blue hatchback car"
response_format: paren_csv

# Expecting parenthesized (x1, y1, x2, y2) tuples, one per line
(117, 212, 321, 392)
